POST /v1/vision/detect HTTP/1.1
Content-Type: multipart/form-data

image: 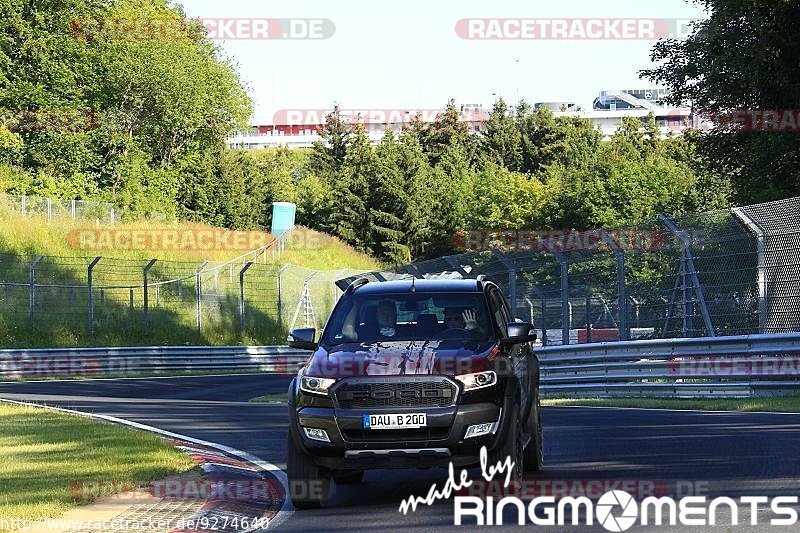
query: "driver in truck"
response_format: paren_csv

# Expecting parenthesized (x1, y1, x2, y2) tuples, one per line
(444, 306, 478, 330)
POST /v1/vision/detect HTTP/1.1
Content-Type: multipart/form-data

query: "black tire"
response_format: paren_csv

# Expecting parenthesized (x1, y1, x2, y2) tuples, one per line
(489, 404, 523, 485)
(287, 430, 332, 509)
(333, 470, 365, 485)
(523, 389, 544, 472)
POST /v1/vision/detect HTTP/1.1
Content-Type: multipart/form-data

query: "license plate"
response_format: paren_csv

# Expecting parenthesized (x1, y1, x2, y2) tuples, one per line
(363, 413, 427, 429)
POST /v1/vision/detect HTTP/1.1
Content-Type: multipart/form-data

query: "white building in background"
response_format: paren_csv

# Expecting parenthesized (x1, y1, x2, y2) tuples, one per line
(226, 89, 693, 150)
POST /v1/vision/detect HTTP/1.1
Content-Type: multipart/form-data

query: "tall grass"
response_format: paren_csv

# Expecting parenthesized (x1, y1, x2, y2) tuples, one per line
(0, 210, 378, 348)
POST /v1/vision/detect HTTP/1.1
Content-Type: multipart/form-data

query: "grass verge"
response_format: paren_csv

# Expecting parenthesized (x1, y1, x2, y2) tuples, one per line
(0, 210, 378, 348)
(0, 403, 195, 525)
(542, 396, 800, 412)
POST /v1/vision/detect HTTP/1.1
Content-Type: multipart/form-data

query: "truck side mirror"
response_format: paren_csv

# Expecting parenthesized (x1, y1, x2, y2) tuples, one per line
(288, 328, 317, 350)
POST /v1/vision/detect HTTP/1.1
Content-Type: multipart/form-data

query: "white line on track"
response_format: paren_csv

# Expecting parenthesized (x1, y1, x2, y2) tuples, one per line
(546, 404, 800, 415)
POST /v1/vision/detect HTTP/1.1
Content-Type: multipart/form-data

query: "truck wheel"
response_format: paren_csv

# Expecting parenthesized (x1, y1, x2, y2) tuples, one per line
(333, 471, 365, 485)
(287, 431, 332, 509)
(523, 390, 544, 472)
(489, 404, 523, 486)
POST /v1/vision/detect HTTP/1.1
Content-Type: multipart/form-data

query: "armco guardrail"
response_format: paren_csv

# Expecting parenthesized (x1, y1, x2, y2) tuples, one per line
(0, 345, 311, 379)
(536, 332, 800, 398)
(3, 334, 800, 398)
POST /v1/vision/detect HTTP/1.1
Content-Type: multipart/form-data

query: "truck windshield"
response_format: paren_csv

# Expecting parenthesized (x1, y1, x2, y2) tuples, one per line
(322, 292, 494, 345)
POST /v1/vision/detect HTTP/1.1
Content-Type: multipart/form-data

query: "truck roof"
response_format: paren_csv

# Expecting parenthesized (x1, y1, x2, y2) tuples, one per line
(349, 278, 484, 295)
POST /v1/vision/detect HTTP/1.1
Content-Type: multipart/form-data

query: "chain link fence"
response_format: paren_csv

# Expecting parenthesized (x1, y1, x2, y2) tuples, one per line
(0, 234, 368, 347)
(339, 196, 800, 345)
(0, 193, 121, 224)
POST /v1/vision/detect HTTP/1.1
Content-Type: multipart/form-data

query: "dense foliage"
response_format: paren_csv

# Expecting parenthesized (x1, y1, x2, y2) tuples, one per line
(642, 0, 800, 204)
(291, 102, 719, 263)
(0, 0, 251, 218)
(7, 0, 800, 266)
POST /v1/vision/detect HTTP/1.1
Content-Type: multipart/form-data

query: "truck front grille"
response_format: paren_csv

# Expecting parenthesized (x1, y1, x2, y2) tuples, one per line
(334, 378, 458, 409)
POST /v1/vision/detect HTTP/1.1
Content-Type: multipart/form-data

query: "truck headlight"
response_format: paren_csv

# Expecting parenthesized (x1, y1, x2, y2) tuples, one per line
(456, 370, 497, 391)
(300, 375, 336, 396)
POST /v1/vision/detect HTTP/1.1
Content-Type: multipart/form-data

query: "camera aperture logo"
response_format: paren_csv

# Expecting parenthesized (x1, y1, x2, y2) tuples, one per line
(596, 490, 638, 531)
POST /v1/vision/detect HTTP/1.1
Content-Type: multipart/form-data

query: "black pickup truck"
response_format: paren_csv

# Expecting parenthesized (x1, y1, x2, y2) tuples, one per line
(286, 278, 542, 508)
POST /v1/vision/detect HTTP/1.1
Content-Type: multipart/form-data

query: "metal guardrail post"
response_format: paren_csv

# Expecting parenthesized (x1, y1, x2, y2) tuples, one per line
(732, 207, 768, 333)
(444, 255, 471, 278)
(585, 287, 592, 343)
(631, 296, 641, 328)
(599, 230, 629, 341)
(492, 250, 518, 318)
(531, 286, 548, 346)
(542, 242, 570, 345)
(195, 260, 208, 333)
(404, 264, 424, 278)
(28, 255, 43, 326)
(87, 257, 101, 334)
(277, 264, 290, 331)
(239, 262, 254, 330)
(616, 252, 629, 339)
(143, 259, 157, 329)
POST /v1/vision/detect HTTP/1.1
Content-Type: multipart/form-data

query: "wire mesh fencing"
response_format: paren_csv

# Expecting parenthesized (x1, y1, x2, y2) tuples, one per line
(0, 237, 369, 347)
(338, 196, 800, 345)
(0, 193, 121, 224)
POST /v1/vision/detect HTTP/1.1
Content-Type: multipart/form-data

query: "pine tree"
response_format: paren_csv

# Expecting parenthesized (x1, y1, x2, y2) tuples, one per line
(482, 98, 522, 170)
(308, 105, 354, 178)
(331, 124, 374, 253)
(408, 99, 471, 167)
(370, 130, 411, 264)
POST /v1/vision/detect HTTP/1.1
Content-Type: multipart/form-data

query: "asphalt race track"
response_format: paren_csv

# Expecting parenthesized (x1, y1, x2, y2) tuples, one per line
(2, 374, 800, 532)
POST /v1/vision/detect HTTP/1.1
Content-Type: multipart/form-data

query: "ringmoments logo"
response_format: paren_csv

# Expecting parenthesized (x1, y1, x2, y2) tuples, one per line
(595, 490, 638, 531)
(452, 490, 800, 528)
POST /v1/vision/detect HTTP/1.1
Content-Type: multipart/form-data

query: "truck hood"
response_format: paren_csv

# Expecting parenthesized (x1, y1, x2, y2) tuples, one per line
(303, 340, 497, 378)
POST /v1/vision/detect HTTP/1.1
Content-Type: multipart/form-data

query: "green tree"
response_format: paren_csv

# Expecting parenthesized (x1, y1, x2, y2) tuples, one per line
(641, 0, 800, 203)
(308, 105, 354, 179)
(481, 98, 522, 170)
(408, 99, 471, 167)
(370, 130, 411, 264)
(331, 125, 374, 252)
(0, 0, 251, 217)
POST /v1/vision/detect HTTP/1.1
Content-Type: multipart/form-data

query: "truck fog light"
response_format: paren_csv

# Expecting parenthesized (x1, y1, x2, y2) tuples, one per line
(303, 427, 331, 442)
